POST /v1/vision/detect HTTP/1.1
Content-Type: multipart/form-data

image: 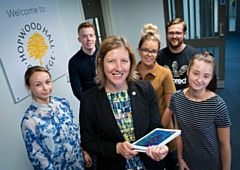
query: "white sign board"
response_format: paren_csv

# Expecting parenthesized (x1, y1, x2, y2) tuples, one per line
(0, 0, 69, 102)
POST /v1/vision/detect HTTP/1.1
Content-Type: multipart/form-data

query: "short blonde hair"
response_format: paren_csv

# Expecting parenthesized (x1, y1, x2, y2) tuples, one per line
(166, 18, 187, 32)
(95, 35, 139, 88)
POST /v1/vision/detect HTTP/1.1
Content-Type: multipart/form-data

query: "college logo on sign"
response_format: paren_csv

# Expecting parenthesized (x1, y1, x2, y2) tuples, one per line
(17, 22, 56, 70)
(1, 0, 70, 102)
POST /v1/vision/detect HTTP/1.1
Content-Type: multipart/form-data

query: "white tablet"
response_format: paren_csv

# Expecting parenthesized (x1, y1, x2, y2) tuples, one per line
(132, 128, 181, 152)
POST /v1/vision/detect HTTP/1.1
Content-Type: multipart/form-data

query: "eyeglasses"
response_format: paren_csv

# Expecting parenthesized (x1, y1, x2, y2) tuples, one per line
(140, 48, 158, 55)
(167, 32, 183, 37)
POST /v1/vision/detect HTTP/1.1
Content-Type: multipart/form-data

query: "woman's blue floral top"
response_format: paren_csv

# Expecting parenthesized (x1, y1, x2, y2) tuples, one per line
(21, 96, 84, 170)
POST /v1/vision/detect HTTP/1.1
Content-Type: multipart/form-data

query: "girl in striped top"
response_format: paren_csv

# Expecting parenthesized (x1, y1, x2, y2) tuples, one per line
(162, 52, 231, 170)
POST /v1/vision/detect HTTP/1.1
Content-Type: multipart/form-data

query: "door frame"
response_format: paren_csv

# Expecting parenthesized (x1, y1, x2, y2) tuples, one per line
(163, 0, 226, 88)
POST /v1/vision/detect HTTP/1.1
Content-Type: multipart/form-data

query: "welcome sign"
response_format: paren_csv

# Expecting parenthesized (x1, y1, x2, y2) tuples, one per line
(0, 0, 69, 102)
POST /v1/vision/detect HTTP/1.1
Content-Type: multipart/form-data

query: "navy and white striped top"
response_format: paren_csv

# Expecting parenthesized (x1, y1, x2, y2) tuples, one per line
(169, 90, 231, 170)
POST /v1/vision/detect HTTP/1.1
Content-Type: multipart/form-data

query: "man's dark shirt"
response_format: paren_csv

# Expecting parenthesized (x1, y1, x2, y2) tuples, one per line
(156, 45, 198, 90)
(68, 47, 98, 101)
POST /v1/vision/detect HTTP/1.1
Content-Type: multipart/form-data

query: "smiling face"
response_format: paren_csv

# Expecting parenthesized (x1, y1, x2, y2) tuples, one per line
(78, 27, 96, 51)
(26, 71, 52, 104)
(138, 39, 158, 68)
(103, 47, 130, 92)
(167, 23, 186, 49)
(187, 60, 213, 92)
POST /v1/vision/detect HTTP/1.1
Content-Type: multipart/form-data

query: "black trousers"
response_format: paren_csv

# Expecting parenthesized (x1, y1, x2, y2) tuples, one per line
(85, 154, 97, 170)
(164, 151, 178, 170)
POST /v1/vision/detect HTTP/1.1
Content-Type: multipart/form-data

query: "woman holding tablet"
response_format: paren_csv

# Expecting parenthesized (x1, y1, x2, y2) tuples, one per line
(80, 35, 169, 170)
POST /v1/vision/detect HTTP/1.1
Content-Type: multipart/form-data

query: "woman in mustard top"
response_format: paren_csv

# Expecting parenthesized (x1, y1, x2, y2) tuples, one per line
(136, 23, 177, 170)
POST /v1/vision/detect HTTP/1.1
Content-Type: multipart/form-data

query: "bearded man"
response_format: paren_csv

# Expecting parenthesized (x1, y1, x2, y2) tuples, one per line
(156, 18, 198, 90)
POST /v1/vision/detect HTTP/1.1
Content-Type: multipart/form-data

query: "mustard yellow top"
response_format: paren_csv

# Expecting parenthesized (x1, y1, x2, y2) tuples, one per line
(136, 62, 176, 116)
(136, 61, 177, 152)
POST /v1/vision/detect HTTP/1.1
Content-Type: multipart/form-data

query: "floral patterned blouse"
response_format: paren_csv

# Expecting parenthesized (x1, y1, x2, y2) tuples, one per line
(21, 96, 84, 170)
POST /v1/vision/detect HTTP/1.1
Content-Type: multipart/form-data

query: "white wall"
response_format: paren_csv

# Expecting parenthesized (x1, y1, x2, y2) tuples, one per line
(0, 1, 84, 169)
(102, 0, 166, 61)
(0, 0, 166, 169)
